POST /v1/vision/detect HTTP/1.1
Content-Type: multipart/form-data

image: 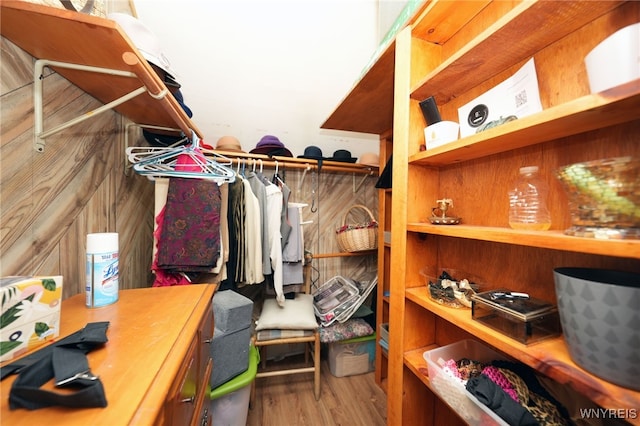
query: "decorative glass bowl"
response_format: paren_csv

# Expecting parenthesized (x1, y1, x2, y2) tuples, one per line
(420, 267, 481, 309)
(556, 156, 640, 239)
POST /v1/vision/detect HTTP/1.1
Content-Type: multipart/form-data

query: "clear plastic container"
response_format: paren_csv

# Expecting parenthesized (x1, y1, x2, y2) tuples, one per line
(508, 166, 551, 230)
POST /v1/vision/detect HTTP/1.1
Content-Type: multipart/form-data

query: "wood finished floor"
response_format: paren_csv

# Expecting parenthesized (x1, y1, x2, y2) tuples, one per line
(247, 358, 387, 426)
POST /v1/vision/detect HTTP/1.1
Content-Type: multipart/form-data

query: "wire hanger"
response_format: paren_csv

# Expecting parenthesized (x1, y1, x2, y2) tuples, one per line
(126, 130, 236, 183)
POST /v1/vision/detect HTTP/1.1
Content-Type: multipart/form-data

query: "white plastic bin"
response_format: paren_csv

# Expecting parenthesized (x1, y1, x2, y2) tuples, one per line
(423, 340, 509, 426)
(208, 345, 258, 426)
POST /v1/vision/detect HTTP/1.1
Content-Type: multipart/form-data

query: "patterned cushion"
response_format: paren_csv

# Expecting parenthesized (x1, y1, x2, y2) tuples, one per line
(320, 318, 374, 343)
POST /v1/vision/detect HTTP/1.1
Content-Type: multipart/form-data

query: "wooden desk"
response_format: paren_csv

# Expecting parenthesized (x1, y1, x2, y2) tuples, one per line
(0, 284, 216, 425)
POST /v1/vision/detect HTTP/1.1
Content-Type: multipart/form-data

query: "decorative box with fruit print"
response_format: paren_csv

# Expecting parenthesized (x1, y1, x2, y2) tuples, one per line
(0, 276, 63, 362)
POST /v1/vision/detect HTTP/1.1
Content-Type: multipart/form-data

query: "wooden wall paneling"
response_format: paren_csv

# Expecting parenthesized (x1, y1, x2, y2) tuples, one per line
(302, 170, 379, 287)
(1, 32, 155, 298)
(114, 124, 155, 291)
(0, 38, 35, 94)
(1, 28, 378, 299)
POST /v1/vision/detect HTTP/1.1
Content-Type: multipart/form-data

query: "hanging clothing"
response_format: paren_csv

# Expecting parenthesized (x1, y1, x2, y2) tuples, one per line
(282, 204, 304, 291)
(241, 177, 264, 285)
(227, 175, 245, 286)
(152, 205, 191, 287)
(278, 178, 292, 249)
(211, 183, 229, 279)
(247, 172, 271, 276)
(265, 182, 285, 306)
(156, 177, 221, 272)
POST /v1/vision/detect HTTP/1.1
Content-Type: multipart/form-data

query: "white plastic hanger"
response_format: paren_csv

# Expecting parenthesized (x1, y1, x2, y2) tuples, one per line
(126, 131, 236, 183)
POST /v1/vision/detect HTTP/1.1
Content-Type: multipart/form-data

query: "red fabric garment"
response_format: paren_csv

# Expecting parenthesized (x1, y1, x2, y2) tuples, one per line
(157, 177, 222, 272)
(152, 205, 190, 287)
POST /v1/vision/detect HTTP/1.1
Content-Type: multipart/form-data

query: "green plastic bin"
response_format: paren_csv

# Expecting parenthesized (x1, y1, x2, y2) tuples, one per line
(208, 345, 259, 426)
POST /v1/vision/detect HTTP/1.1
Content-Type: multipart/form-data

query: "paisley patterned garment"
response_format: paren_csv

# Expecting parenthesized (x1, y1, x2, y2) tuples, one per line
(157, 178, 222, 272)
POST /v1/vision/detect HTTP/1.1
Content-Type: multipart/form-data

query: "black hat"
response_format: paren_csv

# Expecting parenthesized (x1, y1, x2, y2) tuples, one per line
(328, 149, 357, 163)
(298, 146, 325, 169)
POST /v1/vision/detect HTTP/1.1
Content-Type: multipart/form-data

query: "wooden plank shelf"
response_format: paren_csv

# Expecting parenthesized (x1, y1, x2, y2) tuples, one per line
(0, 2, 202, 141)
(409, 82, 640, 167)
(405, 287, 640, 418)
(410, 1, 625, 104)
(406, 224, 640, 259)
(312, 250, 377, 259)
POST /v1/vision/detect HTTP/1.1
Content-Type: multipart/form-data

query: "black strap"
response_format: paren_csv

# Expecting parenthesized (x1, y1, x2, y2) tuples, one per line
(3, 322, 109, 410)
(9, 347, 107, 410)
(1, 322, 109, 380)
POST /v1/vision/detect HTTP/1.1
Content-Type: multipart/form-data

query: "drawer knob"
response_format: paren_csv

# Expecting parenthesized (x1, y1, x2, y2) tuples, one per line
(203, 338, 212, 344)
(181, 396, 195, 404)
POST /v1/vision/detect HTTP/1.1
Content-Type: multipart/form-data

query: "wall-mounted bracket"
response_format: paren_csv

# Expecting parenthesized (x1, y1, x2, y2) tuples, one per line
(33, 59, 168, 152)
(353, 168, 374, 193)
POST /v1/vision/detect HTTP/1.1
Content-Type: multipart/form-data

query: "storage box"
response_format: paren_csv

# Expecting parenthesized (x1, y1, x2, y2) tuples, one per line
(0, 276, 63, 362)
(210, 290, 253, 388)
(209, 345, 258, 426)
(328, 333, 375, 377)
(213, 290, 253, 334)
(210, 326, 252, 389)
(423, 340, 509, 426)
(471, 289, 561, 345)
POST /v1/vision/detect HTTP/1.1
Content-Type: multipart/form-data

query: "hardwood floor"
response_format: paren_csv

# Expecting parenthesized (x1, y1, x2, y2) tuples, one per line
(247, 358, 387, 426)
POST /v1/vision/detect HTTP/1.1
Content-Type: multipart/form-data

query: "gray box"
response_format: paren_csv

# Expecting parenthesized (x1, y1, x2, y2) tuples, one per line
(213, 290, 253, 334)
(210, 326, 252, 388)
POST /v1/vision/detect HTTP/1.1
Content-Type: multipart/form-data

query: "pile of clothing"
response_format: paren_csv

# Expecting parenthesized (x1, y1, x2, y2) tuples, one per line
(440, 357, 571, 426)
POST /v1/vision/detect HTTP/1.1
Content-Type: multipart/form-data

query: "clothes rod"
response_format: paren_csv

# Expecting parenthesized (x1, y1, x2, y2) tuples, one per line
(202, 149, 378, 175)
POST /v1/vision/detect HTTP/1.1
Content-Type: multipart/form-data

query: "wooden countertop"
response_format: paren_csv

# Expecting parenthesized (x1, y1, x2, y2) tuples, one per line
(0, 284, 216, 425)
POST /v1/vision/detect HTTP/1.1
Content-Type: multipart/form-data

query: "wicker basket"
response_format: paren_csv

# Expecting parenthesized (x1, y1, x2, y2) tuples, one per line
(336, 205, 378, 252)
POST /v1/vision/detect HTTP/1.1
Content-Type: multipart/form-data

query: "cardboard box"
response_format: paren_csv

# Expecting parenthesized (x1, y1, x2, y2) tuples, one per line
(457, 58, 542, 138)
(328, 333, 376, 377)
(0, 276, 63, 361)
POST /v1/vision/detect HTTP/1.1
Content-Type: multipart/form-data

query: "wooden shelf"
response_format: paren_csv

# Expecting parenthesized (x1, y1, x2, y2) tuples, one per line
(407, 224, 640, 259)
(409, 81, 640, 167)
(320, 2, 430, 135)
(405, 287, 640, 415)
(410, 1, 625, 104)
(0, 2, 202, 140)
(321, 43, 396, 135)
(312, 250, 377, 259)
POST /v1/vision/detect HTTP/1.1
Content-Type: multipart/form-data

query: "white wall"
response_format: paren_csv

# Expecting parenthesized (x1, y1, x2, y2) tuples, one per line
(135, 0, 396, 160)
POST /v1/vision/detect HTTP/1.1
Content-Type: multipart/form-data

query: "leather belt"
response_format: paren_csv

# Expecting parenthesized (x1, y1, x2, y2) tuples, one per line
(1, 322, 109, 410)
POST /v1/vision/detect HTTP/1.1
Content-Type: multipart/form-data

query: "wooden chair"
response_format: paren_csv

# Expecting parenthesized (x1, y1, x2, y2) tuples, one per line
(251, 266, 321, 402)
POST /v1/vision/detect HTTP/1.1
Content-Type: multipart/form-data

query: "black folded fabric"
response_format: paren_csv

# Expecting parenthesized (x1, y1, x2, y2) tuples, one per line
(1, 322, 110, 410)
(466, 374, 539, 426)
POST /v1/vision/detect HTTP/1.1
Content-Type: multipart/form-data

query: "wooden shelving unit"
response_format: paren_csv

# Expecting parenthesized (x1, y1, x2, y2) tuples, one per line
(321, 1, 430, 392)
(324, 0, 640, 424)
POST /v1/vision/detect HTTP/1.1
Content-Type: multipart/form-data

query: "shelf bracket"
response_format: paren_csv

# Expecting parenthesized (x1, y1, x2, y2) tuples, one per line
(33, 59, 169, 152)
(353, 168, 374, 193)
